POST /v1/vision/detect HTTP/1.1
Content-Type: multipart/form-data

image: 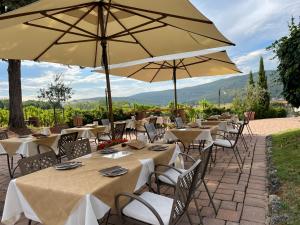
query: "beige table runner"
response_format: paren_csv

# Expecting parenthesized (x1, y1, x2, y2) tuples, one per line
(63, 126, 106, 137)
(170, 126, 218, 147)
(0, 135, 60, 156)
(15, 144, 175, 225)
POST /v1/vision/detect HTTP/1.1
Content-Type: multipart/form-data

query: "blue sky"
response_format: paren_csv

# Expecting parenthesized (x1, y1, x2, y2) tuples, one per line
(0, 0, 299, 100)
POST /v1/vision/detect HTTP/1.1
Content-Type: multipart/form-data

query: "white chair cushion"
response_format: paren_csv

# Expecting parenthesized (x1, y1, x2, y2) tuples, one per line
(158, 168, 186, 185)
(122, 192, 173, 225)
(214, 139, 235, 148)
(99, 135, 111, 141)
(228, 128, 239, 134)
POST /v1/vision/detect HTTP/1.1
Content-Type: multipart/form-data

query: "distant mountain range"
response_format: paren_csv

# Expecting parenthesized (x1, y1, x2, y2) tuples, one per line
(73, 71, 283, 105)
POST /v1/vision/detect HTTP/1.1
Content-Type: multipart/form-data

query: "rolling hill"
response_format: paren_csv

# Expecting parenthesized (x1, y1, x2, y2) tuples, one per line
(74, 71, 282, 105)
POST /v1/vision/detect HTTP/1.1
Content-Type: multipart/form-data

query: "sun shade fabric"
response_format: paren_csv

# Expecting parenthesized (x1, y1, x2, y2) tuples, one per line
(0, 0, 234, 67)
(94, 51, 241, 82)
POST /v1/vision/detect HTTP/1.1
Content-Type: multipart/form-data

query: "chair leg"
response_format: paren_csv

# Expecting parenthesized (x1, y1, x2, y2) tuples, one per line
(203, 181, 217, 215)
(28, 220, 32, 225)
(6, 154, 13, 179)
(193, 197, 204, 225)
(232, 148, 242, 172)
(10, 156, 14, 170)
(185, 211, 194, 225)
(241, 134, 249, 152)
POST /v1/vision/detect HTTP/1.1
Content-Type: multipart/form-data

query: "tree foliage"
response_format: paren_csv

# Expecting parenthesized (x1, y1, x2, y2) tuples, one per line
(268, 17, 300, 108)
(248, 71, 255, 87)
(38, 74, 73, 124)
(257, 57, 270, 110)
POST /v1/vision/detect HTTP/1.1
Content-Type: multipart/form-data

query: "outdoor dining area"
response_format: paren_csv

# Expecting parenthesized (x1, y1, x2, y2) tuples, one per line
(0, 112, 257, 225)
(0, 0, 266, 225)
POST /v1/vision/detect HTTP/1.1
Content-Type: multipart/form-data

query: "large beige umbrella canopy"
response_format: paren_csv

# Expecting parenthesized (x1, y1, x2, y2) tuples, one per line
(0, 0, 234, 137)
(94, 51, 241, 113)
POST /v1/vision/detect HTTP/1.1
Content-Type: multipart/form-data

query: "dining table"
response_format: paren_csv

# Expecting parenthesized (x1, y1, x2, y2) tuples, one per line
(165, 125, 219, 148)
(1, 143, 180, 225)
(0, 134, 61, 157)
(61, 126, 106, 139)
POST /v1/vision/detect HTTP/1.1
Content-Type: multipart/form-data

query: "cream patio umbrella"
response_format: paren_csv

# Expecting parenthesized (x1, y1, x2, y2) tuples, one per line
(94, 51, 241, 114)
(0, 0, 234, 137)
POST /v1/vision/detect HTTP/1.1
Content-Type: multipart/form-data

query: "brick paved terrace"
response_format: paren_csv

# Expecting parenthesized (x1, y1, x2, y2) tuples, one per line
(1, 117, 299, 225)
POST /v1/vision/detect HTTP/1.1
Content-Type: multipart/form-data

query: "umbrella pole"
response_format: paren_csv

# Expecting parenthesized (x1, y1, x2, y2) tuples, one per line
(101, 41, 115, 139)
(172, 60, 178, 117)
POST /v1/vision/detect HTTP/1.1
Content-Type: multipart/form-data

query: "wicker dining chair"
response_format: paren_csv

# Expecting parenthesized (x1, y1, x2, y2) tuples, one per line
(144, 123, 160, 143)
(149, 117, 157, 126)
(0, 131, 14, 178)
(64, 138, 91, 160)
(101, 119, 110, 126)
(57, 132, 78, 161)
(213, 123, 245, 172)
(115, 159, 202, 225)
(97, 122, 126, 142)
(18, 150, 58, 176)
(227, 121, 249, 152)
(151, 143, 217, 216)
(175, 117, 184, 129)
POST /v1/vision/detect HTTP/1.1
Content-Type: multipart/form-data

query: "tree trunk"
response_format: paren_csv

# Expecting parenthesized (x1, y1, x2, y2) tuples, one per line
(8, 59, 26, 129)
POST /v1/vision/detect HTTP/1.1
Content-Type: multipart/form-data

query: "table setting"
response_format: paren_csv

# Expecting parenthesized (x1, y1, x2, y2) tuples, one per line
(1, 141, 180, 225)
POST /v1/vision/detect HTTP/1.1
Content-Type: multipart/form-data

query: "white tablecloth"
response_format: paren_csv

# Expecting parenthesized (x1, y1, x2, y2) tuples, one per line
(61, 128, 97, 139)
(1, 145, 181, 225)
(0, 136, 60, 157)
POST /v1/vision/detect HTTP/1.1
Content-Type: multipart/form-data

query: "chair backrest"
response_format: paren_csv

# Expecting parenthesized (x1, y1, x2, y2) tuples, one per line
(144, 123, 157, 143)
(175, 117, 184, 129)
(114, 122, 126, 140)
(149, 117, 157, 126)
(101, 119, 110, 126)
(0, 131, 8, 140)
(64, 139, 91, 160)
(199, 143, 213, 181)
(19, 151, 58, 176)
(169, 159, 201, 225)
(58, 132, 78, 157)
(233, 122, 245, 144)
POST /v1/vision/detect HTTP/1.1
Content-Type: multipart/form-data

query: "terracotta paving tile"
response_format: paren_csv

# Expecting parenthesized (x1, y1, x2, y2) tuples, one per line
(220, 201, 237, 210)
(203, 217, 226, 225)
(242, 205, 266, 223)
(217, 209, 241, 222)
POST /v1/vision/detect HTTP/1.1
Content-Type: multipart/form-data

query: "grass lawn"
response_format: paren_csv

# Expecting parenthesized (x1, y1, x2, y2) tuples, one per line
(272, 129, 300, 225)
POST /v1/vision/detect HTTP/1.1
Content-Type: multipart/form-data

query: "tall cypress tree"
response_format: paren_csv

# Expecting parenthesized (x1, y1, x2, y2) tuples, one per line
(257, 57, 270, 109)
(248, 71, 255, 87)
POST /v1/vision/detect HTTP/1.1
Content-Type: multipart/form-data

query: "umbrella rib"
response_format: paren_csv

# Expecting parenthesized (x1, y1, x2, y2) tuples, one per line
(196, 55, 236, 65)
(106, 2, 213, 24)
(33, 5, 96, 61)
(104, 5, 153, 58)
(109, 4, 235, 46)
(40, 12, 98, 38)
(127, 63, 152, 78)
(24, 22, 96, 39)
(113, 24, 167, 39)
(56, 39, 97, 45)
(150, 62, 166, 83)
(178, 58, 211, 68)
(110, 39, 139, 44)
(108, 15, 166, 39)
(94, 5, 101, 67)
(181, 61, 193, 78)
(104, 0, 112, 35)
(26, 4, 93, 24)
(0, 3, 94, 20)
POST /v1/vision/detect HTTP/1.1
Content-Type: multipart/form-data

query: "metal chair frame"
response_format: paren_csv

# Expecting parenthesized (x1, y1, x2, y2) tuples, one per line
(115, 159, 202, 225)
(213, 123, 245, 172)
(57, 132, 78, 161)
(0, 131, 14, 178)
(64, 138, 92, 160)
